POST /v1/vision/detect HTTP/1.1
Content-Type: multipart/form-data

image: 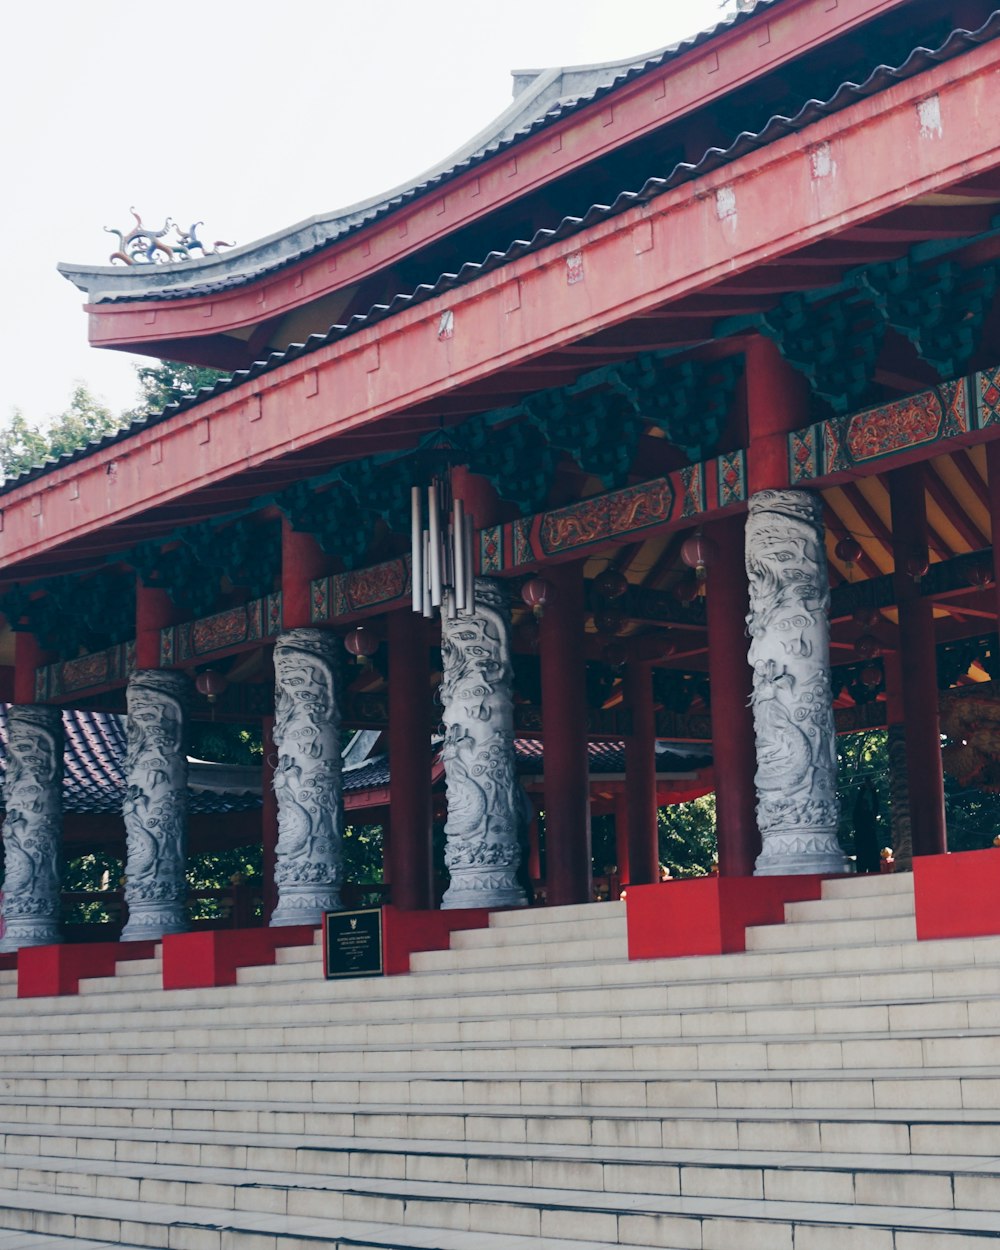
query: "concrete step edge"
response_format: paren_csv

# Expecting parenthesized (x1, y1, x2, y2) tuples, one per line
(0, 1173, 998, 1235)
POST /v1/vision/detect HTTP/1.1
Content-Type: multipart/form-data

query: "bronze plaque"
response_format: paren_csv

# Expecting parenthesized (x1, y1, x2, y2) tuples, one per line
(323, 907, 383, 979)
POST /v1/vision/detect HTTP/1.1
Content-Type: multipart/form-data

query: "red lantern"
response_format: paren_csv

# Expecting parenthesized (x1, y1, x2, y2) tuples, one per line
(860, 664, 882, 688)
(852, 605, 880, 629)
(593, 568, 628, 601)
(680, 530, 716, 581)
(835, 536, 863, 566)
(594, 605, 625, 636)
(854, 633, 881, 660)
(344, 625, 378, 663)
(195, 670, 228, 703)
(521, 576, 554, 618)
(905, 552, 930, 582)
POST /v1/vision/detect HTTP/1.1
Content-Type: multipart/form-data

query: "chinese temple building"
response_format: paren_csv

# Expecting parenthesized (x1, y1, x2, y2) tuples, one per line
(4, 1, 1000, 1244)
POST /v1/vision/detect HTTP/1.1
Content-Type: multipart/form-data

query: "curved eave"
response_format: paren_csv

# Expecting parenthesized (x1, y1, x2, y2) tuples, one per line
(58, 1, 781, 308)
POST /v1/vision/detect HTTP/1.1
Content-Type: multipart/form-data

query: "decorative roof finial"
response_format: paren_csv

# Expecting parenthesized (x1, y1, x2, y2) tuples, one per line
(103, 209, 234, 266)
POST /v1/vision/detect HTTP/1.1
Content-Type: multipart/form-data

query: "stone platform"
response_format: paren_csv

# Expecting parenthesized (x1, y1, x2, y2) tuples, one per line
(0, 873, 999, 1247)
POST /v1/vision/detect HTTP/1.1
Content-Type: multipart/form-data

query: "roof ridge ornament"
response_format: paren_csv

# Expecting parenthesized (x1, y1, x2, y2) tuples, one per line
(103, 208, 234, 266)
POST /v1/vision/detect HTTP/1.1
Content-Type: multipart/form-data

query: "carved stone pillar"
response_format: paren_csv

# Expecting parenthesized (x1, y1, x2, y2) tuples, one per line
(439, 578, 526, 909)
(121, 671, 192, 941)
(270, 628, 343, 925)
(745, 490, 849, 875)
(0, 706, 64, 952)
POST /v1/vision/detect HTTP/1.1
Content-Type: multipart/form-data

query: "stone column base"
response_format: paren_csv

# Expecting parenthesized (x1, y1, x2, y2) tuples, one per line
(0, 916, 60, 953)
(271, 884, 342, 927)
(754, 829, 850, 877)
(442, 867, 525, 910)
(121, 899, 188, 942)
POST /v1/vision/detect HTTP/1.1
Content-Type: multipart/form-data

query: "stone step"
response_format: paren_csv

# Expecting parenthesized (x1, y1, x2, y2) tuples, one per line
(450, 913, 627, 950)
(784, 892, 916, 922)
(0, 990, 993, 1059)
(0, 930, 994, 1025)
(0, 1026, 997, 1078)
(5, 1137, 1000, 1215)
(821, 873, 914, 898)
(408, 934, 628, 973)
(109, 957, 162, 977)
(1, 1167, 1000, 1250)
(4, 998, 1000, 1071)
(490, 901, 626, 928)
(8, 1099, 1000, 1157)
(5, 1061, 1000, 1112)
(0, 1232, 146, 1250)
(2, 938, 1000, 1034)
(745, 912, 918, 952)
(76, 971, 164, 995)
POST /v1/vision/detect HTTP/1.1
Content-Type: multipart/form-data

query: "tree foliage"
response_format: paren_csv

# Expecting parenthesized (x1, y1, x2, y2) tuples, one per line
(0, 361, 226, 484)
(0, 386, 124, 482)
(128, 361, 225, 415)
(659, 795, 717, 878)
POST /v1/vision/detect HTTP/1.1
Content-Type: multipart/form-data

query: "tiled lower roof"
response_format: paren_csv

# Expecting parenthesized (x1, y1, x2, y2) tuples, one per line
(0, 706, 261, 816)
(343, 740, 712, 794)
(0, 707, 709, 813)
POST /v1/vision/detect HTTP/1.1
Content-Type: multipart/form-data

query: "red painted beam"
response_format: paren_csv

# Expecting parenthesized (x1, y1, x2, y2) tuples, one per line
(83, 0, 910, 355)
(4, 39, 1000, 570)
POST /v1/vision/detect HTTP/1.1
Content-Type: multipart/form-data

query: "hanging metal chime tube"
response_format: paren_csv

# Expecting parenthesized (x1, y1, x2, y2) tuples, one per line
(410, 467, 476, 618)
(428, 483, 442, 607)
(464, 512, 475, 613)
(410, 485, 423, 614)
(453, 497, 466, 613)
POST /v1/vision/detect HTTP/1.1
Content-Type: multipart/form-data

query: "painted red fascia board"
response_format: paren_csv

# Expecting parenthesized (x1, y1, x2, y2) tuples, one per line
(84, 0, 907, 350)
(5, 40, 1000, 568)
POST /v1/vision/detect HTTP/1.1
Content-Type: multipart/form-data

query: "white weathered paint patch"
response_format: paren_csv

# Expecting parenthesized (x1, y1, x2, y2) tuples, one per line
(437, 309, 455, 340)
(810, 141, 836, 179)
(715, 185, 737, 222)
(566, 251, 584, 284)
(918, 94, 943, 139)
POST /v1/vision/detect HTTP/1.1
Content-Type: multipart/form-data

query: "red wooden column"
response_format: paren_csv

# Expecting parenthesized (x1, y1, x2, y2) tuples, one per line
(539, 562, 592, 906)
(705, 514, 759, 876)
(13, 632, 45, 704)
(135, 582, 176, 670)
(261, 715, 279, 921)
(387, 610, 434, 910)
(452, 466, 500, 531)
(745, 336, 812, 496)
(624, 659, 658, 885)
(889, 464, 946, 857)
(281, 520, 327, 630)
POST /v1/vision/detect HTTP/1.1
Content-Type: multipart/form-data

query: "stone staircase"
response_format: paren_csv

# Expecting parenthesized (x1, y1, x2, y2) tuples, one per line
(1, 873, 1000, 1247)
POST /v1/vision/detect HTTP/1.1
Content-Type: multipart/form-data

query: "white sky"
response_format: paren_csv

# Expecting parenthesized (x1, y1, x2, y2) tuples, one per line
(0, 0, 726, 424)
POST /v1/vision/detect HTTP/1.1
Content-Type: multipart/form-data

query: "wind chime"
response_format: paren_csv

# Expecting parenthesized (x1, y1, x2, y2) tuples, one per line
(410, 468, 475, 619)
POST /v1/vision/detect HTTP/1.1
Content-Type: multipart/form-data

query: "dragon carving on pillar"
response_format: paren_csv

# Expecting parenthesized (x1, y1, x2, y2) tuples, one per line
(439, 578, 527, 909)
(745, 490, 849, 875)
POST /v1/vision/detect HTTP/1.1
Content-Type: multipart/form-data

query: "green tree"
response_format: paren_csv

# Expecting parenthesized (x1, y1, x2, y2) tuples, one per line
(0, 360, 226, 484)
(658, 795, 717, 878)
(0, 410, 49, 481)
(0, 385, 124, 483)
(129, 360, 225, 414)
